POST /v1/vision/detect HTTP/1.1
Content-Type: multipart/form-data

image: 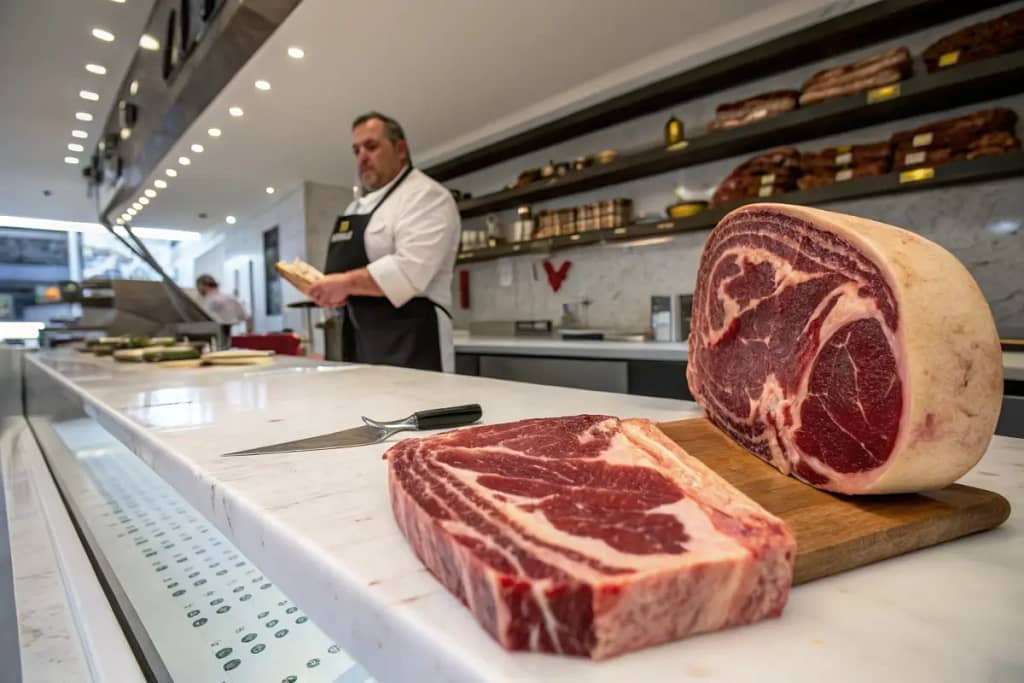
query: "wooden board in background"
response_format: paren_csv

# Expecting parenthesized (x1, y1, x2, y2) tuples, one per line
(657, 418, 1011, 585)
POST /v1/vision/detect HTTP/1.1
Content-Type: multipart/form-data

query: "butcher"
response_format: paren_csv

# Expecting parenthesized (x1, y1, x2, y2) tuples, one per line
(308, 112, 461, 372)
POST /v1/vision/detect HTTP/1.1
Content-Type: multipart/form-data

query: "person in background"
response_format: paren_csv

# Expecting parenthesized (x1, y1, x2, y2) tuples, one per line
(307, 112, 461, 372)
(195, 274, 253, 333)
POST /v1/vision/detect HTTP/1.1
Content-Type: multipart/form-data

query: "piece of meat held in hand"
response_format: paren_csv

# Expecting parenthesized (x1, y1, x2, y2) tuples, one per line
(385, 415, 795, 659)
(687, 203, 1003, 495)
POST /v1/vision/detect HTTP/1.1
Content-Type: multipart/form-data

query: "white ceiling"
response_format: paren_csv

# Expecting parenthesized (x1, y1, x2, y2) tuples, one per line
(1, 0, 818, 232)
(0, 0, 155, 223)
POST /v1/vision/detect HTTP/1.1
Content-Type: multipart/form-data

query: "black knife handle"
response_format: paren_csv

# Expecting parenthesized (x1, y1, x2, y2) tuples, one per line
(414, 404, 482, 430)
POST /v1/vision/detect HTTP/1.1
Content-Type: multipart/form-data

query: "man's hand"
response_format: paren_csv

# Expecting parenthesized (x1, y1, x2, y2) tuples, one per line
(308, 273, 351, 308)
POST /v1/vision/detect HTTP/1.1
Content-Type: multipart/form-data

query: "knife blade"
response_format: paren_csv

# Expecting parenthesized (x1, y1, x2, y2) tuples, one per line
(221, 403, 482, 456)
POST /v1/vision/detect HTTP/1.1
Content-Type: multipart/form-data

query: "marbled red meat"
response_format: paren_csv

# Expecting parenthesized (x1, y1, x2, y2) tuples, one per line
(687, 203, 1003, 494)
(386, 415, 795, 659)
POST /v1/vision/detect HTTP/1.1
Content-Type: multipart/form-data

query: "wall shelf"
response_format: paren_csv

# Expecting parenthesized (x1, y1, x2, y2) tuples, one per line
(427, 0, 1015, 182)
(455, 152, 1024, 264)
(456, 51, 1024, 219)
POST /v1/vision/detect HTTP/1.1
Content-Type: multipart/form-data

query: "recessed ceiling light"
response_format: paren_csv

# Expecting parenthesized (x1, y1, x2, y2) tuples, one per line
(139, 196, 150, 205)
(79, 90, 100, 101)
(139, 34, 160, 51)
(265, 186, 275, 194)
(190, 143, 204, 153)
(120, 128, 132, 140)
(166, 168, 178, 177)
(144, 189, 157, 198)
(154, 179, 167, 189)
(115, 217, 124, 224)
(111, 0, 126, 4)
(72, 130, 88, 139)
(121, 213, 130, 221)
(91, 28, 115, 42)
(85, 63, 107, 75)
(178, 156, 191, 166)
(127, 207, 137, 216)
(132, 202, 142, 210)
(255, 79, 271, 91)
(207, 127, 222, 137)
(64, 156, 80, 165)
(75, 112, 93, 122)
(68, 143, 85, 152)
(129, 80, 139, 96)
(225, 215, 237, 225)
(287, 46, 304, 59)
(228, 106, 243, 117)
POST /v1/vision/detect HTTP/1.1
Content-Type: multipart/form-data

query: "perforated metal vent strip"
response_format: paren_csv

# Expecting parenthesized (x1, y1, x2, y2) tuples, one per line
(49, 418, 375, 683)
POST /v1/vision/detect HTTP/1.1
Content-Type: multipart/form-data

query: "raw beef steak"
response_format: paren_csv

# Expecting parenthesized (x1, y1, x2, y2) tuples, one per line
(386, 415, 795, 659)
(687, 203, 1002, 494)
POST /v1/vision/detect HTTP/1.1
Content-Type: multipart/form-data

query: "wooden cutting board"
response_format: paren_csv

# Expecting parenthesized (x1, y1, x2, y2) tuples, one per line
(657, 418, 1011, 585)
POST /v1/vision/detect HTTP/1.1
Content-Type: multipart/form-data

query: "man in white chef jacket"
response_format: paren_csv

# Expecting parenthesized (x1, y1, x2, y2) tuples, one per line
(308, 112, 461, 372)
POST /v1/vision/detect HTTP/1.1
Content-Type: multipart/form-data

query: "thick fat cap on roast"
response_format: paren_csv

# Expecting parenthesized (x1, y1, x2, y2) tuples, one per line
(686, 203, 1002, 494)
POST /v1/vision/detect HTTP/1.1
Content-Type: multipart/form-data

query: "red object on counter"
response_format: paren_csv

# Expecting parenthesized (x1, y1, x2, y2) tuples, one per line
(543, 259, 571, 292)
(230, 333, 302, 356)
(459, 269, 470, 309)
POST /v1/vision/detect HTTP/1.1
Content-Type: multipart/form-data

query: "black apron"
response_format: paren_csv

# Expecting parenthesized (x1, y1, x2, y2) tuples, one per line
(324, 166, 448, 371)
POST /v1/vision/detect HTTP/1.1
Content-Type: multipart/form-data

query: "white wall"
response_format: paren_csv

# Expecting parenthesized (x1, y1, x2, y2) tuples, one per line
(164, 180, 354, 350)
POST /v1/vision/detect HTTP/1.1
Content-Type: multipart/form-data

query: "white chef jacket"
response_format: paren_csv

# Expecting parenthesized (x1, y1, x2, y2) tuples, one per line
(200, 291, 248, 325)
(343, 166, 461, 372)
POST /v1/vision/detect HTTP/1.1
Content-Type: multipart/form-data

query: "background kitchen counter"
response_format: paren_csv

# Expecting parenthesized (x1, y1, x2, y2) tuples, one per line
(454, 331, 1024, 379)
(20, 350, 1024, 683)
(454, 332, 1024, 437)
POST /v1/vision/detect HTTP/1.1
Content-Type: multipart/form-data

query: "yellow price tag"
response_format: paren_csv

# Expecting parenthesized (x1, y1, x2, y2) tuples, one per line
(656, 221, 675, 230)
(899, 168, 935, 184)
(613, 227, 628, 235)
(867, 83, 900, 104)
(666, 140, 689, 152)
(938, 51, 960, 68)
(912, 132, 934, 148)
(570, 234, 580, 241)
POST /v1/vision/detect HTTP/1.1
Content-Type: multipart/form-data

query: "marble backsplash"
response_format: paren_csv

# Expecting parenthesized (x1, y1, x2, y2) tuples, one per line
(451, 177, 1024, 335)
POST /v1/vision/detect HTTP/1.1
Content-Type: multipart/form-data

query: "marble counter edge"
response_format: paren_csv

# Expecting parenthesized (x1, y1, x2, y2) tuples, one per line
(1, 416, 144, 683)
(25, 356, 487, 683)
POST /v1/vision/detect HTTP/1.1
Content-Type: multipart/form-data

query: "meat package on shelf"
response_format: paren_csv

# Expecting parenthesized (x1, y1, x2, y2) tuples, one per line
(798, 141, 892, 190)
(706, 90, 800, 132)
(890, 107, 1021, 171)
(799, 47, 912, 105)
(711, 147, 802, 206)
(710, 106, 1021, 202)
(923, 8, 1024, 73)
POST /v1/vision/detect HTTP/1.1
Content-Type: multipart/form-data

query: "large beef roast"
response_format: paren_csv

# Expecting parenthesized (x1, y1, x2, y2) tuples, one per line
(687, 204, 1002, 494)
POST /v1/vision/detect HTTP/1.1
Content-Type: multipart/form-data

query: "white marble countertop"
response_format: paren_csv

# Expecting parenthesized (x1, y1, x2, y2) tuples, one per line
(453, 333, 1024, 381)
(26, 351, 1024, 683)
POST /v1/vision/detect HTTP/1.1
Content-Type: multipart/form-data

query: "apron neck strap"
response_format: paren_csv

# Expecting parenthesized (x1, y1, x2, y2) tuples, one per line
(367, 164, 414, 215)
